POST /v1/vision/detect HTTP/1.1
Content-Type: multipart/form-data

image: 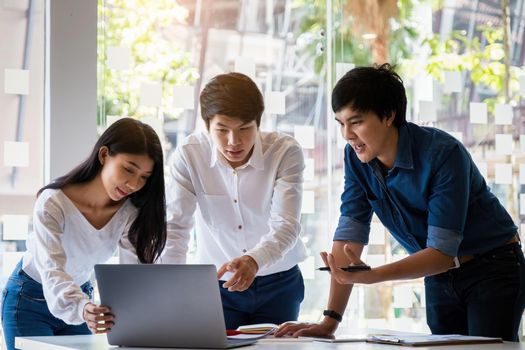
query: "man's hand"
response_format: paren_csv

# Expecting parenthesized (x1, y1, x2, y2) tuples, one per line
(274, 319, 338, 338)
(83, 302, 114, 334)
(321, 244, 376, 285)
(217, 255, 259, 292)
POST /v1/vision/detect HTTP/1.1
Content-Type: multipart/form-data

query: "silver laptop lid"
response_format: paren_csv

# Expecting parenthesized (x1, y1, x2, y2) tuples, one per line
(94, 264, 250, 348)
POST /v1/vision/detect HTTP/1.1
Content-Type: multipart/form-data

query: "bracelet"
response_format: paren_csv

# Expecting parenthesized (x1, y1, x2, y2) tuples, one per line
(323, 309, 343, 322)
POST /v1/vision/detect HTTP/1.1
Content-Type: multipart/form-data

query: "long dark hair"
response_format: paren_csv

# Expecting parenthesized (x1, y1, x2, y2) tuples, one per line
(39, 118, 166, 263)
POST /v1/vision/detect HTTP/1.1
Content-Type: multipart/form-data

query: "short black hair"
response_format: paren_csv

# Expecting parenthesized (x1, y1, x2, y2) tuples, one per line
(332, 63, 407, 127)
(200, 72, 264, 128)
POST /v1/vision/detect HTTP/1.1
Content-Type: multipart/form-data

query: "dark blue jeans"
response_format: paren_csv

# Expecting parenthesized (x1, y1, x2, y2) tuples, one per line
(425, 242, 525, 341)
(219, 265, 304, 329)
(1, 260, 93, 350)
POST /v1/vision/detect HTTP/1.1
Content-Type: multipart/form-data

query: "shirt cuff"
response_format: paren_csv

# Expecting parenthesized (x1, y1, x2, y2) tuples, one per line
(245, 249, 270, 270)
(427, 225, 462, 257)
(76, 298, 90, 325)
(333, 215, 370, 244)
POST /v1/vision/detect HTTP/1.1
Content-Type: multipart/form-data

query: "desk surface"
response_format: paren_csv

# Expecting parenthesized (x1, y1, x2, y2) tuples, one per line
(14, 334, 525, 350)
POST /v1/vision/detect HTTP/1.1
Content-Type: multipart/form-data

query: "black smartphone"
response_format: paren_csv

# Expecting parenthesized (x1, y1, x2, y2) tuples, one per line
(318, 265, 371, 272)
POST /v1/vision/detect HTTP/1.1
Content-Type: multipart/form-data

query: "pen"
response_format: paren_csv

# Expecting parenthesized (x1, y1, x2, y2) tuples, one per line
(318, 265, 371, 272)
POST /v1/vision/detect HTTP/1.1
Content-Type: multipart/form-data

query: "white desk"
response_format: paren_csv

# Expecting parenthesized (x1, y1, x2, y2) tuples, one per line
(14, 335, 525, 350)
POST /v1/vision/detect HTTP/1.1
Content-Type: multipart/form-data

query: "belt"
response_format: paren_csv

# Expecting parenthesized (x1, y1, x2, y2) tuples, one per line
(457, 234, 520, 265)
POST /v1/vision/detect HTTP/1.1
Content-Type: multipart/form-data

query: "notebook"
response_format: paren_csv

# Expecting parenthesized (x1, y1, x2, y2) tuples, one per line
(94, 264, 256, 349)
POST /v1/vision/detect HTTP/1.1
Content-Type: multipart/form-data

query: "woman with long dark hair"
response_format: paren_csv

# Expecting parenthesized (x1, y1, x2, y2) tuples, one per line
(1, 118, 167, 350)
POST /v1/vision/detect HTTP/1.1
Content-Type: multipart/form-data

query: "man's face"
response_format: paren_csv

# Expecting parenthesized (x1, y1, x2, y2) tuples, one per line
(335, 106, 397, 165)
(208, 114, 258, 168)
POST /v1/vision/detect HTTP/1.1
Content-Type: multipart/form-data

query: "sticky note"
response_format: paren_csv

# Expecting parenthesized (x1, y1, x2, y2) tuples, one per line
(173, 85, 195, 109)
(495, 163, 512, 184)
(2, 215, 29, 240)
(495, 134, 513, 155)
(301, 190, 315, 214)
(369, 222, 385, 245)
(294, 125, 315, 149)
(298, 255, 315, 280)
(2, 252, 24, 276)
(106, 46, 131, 70)
(414, 74, 433, 103)
(418, 101, 436, 122)
(265, 91, 286, 115)
(304, 158, 315, 182)
(141, 117, 163, 139)
(3, 141, 29, 167)
(443, 71, 462, 93)
(140, 82, 162, 107)
(234, 57, 255, 80)
(495, 104, 513, 125)
(470, 102, 487, 124)
(4, 68, 29, 95)
(335, 62, 355, 82)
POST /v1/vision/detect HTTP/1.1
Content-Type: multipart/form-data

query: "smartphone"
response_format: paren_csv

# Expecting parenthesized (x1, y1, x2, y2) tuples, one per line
(318, 265, 371, 272)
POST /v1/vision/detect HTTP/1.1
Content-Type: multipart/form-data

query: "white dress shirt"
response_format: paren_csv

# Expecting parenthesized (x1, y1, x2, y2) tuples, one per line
(163, 131, 307, 278)
(22, 189, 139, 325)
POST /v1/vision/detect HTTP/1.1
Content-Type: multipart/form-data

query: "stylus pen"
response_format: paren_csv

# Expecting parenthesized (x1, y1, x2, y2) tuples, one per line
(317, 265, 371, 272)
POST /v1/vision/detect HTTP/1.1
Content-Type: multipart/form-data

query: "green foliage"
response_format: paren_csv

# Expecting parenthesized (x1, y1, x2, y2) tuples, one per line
(97, 0, 198, 123)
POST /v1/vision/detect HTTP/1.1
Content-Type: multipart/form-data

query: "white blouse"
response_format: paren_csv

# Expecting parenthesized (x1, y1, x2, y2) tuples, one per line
(22, 189, 139, 325)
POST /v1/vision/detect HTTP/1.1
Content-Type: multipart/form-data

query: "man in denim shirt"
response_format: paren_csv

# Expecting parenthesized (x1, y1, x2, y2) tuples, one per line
(277, 64, 525, 341)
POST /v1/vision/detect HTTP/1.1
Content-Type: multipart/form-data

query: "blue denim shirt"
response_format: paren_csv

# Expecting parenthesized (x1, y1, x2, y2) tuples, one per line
(334, 122, 517, 257)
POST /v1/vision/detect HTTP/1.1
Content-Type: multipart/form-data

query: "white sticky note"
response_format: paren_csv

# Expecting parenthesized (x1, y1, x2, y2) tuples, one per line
(519, 165, 525, 184)
(173, 85, 195, 109)
(4, 68, 29, 95)
(234, 57, 256, 80)
(521, 194, 525, 215)
(298, 255, 315, 280)
(443, 71, 462, 93)
(301, 190, 315, 214)
(106, 46, 131, 70)
(448, 131, 463, 143)
(2, 215, 29, 240)
(140, 82, 162, 107)
(335, 62, 355, 82)
(469, 102, 487, 124)
(414, 74, 433, 103)
(2, 252, 24, 276)
(495, 163, 513, 185)
(393, 286, 414, 308)
(418, 101, 436, 122)
(369, 222, 385, 245)
(476, 162, 488, 179)
(141, 117, 163, 139)
(520, 76, 525, 95)
(495, 134, 513, 155)
(3, 141, 29, 167)
(365, 254, 385, 267)
(495, 104, 513, 125)
(265, 91, 286, 115)
(294, 125, 315, 149)
(304, 158, 315, 182)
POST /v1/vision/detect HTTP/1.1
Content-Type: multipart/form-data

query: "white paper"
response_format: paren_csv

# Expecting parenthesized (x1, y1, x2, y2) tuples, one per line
(520, 194, 525, 215)
(495, 134, 513, 155)
(298, 255, 315, 280)
(369, 222, 385, 245)
(2, 252, 24, 276)
(476, 162, 488, 179)
(2, 215, 29, 240)
(304, 158, 315, 182)
(418, 101, 436, 122)
(234, 57, 256, 80)
(494, 163, 513, 185)
(448, 132, 463, 143)
(106, 46, 131, 70)
(3, 141, 29, 167)
(265, 91, 286, 115)
(495, 104, 513, 125)
(335, 62, 355, 82)
(443, 71, 462, 93)
(469, 102, 487, 124)
(4, 68, 29, 95)
(301, 190, 315, 214)
(173, 85, 195, 109)
(294, 125, 315, 149)
(140, 82, 162, 107)
(393, 286, 414, 308)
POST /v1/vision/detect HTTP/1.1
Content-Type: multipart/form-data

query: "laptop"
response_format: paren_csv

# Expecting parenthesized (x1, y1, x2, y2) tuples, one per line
(94, 264, 256, 349)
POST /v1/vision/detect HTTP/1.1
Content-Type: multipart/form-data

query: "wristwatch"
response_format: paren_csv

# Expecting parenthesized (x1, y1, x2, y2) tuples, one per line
(323, 309, 343, 322)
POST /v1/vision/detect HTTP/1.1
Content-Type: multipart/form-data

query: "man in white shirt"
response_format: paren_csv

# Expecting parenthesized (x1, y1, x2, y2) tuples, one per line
(164, 72, 307, 329)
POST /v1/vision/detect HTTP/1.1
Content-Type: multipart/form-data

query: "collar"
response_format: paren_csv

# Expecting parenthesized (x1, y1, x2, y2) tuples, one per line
(209, 132, 264, 170)
(391, 123, 414, 170)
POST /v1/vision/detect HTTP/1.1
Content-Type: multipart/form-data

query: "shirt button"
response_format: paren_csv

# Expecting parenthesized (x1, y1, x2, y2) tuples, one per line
(238, 225, 242, 229)
(234, 199, 238, 203)
(242, 249, 247, 253)
(233, 170, 237, 175)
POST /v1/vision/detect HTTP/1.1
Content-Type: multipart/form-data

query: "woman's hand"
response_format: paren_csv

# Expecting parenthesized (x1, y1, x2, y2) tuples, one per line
(83, 302, 114, 334)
